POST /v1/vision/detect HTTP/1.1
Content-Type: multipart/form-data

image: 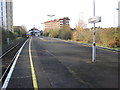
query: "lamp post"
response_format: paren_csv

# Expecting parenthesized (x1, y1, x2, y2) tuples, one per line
(41, 23, 44, 31)
(38, 27, 41, 30)
(47, 15, 55, 39)
(118, 1, 120, 27)
(92, 0, 96, 62)
(114, 7, 119, 33)
(79, 12, 84, 19)
(33, 25, 35, 28)
(88, 0, 101, 62)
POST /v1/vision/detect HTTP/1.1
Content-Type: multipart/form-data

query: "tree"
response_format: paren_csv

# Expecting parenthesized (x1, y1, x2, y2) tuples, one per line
(51, 29, 59, 38)
(72, 19, 87, 41)
(13, 25, 27, 37)
(59, 24, 71, 40)
(76, 18, 87, 29)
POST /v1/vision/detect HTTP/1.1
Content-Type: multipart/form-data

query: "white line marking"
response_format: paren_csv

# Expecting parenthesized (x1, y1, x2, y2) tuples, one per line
(1, 39, 29, 89)
(0, 51, 18, 82)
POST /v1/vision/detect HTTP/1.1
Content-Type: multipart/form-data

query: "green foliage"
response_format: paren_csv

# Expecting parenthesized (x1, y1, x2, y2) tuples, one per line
(2, 28, 17, 47)
(95, 28, 120, 48)
(43, 32, 50, 36)
(43, 29, 50, 36)
(13, 25, 27, 37)
(1, 26, 27, 51)
(58, 25, 72, 40)
(83, 30, 93, 44)
(72, 22, 87, 41)
(72, 27, 120, 48)
(43, 25, 72, 40)
(43, 24, 120, 49)
(51, 29, 59, 38)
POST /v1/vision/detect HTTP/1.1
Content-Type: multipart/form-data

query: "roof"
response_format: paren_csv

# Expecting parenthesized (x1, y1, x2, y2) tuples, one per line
(27, 27, 40, 33)
(29, 27, 38, 30)
(44, 17, 70, 23)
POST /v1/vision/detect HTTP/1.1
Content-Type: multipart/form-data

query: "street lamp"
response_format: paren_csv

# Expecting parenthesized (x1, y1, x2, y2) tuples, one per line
(47, 15, 55, 39)
(114, 7, 119, 27)
(38, 27, 41, 30)
(79, 12, 84, 19)
(116, 1, 120, 26)
(92, 0, 96, 62)
(33, 25, 35, 28)
(41, 23, 44, 31)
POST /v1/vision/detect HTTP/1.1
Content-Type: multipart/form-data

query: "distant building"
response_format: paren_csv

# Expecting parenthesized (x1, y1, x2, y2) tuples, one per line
(44, 17, 70, 32)
(118, 1, 120, 27)
(27, 27, 42, 37)
(0, 0, 13, 32)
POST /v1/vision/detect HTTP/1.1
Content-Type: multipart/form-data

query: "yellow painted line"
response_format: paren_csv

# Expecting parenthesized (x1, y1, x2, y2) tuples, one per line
(29, 38, 38, 90)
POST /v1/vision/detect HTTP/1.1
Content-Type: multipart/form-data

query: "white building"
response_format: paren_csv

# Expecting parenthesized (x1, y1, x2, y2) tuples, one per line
(27, 27, 42, 37)
(118, 1, 120, 27)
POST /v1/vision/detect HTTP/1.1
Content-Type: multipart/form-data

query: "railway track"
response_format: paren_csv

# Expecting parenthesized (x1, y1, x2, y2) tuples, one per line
(0, 38, 27, 85)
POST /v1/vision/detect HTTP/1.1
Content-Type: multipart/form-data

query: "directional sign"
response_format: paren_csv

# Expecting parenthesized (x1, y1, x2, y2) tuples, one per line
(88, 16, 101, 23)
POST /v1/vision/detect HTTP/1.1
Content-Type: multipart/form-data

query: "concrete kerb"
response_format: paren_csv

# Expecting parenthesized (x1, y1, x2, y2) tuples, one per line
(52, 37, 120, 52)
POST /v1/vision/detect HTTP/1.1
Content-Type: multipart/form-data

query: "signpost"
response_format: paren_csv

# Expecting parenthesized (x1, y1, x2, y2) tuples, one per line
(88, 0, 101, 62)
(88, 16, 101, 23)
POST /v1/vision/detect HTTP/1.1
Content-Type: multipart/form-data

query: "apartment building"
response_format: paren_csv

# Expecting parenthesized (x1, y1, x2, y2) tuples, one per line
(0, 1, 7, 29)
(0, 0, 13, 32)
(44, 17, 70, 32)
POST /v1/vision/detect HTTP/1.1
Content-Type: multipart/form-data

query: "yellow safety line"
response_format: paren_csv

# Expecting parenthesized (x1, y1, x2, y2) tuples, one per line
(29, 38, 38, 90)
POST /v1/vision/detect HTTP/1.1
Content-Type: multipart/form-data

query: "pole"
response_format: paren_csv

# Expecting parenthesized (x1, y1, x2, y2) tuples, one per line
(114, 8, 119, 37)
(50, 16, 52, 38)
(92, 0, 96, 62)
(47, 15, 55, 39)
(41, 23, 44, 31)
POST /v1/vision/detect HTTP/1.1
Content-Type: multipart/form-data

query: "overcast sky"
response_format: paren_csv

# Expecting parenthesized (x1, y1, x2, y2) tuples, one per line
(13, 0, 120, 30)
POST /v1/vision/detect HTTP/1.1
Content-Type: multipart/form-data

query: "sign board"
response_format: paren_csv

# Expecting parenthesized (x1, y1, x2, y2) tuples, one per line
(88, 16, 101, 23)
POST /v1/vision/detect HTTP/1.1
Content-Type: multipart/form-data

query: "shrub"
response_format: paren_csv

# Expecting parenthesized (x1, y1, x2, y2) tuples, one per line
(51, 29, 59, 38)
(58, 25, 71, 40)
(71, 27, 120, 48)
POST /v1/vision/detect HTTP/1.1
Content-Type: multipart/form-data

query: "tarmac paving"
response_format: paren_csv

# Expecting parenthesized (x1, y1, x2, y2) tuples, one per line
(4, 37, 119, 88)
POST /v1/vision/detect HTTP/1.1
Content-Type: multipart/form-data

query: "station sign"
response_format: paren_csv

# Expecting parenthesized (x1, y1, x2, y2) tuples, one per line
(88, 16, 101, 23)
